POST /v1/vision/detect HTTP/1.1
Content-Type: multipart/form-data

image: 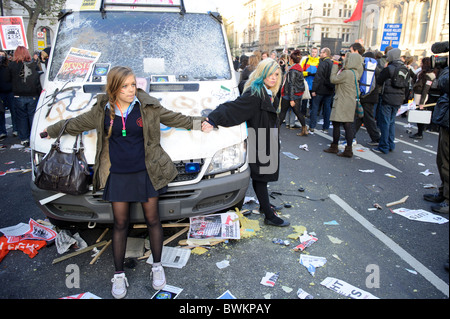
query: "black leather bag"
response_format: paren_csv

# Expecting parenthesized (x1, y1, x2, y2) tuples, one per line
(34, 120, 91, 195)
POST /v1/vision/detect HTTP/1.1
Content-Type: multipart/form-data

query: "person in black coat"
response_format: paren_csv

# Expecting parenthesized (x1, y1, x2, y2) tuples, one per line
(202, 58, 289, 227)
(8, 46, 42, 146)
(310, 47, 335, 133)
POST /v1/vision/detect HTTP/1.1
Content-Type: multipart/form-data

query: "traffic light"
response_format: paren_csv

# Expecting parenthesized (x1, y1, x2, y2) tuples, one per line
(305, 28, 311, 37)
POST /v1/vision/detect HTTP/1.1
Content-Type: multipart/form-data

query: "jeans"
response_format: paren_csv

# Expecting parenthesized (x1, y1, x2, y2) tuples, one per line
(310, 94, 332, 130)
(14, 96, 38, 141)
(0, 92, 16, 134)
(377, 103, 399, 154)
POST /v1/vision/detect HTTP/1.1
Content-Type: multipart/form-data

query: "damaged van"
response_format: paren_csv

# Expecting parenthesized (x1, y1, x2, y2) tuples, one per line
(30, 0, 249, 224)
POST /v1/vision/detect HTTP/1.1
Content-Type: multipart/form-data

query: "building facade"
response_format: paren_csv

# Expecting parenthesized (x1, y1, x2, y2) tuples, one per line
(222, 0, 449, 58)
(1, 0, 58, 52)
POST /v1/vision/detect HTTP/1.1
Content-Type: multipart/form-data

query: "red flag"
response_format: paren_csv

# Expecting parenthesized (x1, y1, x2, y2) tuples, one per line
(344, 0, 364, 23)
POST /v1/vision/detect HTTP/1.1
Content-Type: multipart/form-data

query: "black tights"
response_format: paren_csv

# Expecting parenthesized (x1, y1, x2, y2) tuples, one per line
(332, 121, 353, 146)
(112, 197, 163, 272)
(252, 180, 278, 221)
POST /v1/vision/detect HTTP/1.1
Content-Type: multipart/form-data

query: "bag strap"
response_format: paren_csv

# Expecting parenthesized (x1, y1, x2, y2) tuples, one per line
(53, 119, 70, 148)
(53, 119, 85, 152)
(351, 70, 360, 102)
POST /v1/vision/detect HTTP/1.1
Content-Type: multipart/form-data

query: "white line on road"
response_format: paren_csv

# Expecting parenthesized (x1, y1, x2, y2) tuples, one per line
(394, 138, 438, 155)
(329, 194, 449, 298)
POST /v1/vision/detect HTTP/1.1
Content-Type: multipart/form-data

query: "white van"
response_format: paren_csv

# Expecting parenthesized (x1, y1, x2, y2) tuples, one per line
(30, 0, 250, 224)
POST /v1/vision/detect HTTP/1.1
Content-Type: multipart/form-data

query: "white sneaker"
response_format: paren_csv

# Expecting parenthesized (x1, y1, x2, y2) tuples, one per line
(152, 265, 166, 290)
(111, 273, 129, 299)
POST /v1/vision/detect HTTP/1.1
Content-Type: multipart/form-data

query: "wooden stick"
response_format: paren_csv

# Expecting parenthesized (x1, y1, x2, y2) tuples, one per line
(90, 239, 112, 265)
(96, 228, 109, 243)
(52, 240, 108, 264)
(137, 227, 189, 260)
(133, 223, 190, 229)
(386, 195, 409, 207)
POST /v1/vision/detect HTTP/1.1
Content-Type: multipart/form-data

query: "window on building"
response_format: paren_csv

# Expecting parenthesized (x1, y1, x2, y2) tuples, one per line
(321, 27, 330, 39)
(394, 7, 402, 23)
(323, 3, 332, 17)
(418, 1, 430, 43)
(344, 4, 352, 18)
(342, 28, 351, 43)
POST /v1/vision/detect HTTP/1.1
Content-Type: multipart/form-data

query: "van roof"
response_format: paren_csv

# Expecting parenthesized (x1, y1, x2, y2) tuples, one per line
(66, 0, 220, 14)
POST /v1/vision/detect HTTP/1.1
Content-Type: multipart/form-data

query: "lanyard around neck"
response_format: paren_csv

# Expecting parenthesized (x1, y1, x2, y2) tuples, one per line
(116, 102, 132, 136)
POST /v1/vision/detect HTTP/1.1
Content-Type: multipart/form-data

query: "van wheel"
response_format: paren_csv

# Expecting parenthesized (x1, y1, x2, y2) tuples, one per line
(232, 197, 245, 211)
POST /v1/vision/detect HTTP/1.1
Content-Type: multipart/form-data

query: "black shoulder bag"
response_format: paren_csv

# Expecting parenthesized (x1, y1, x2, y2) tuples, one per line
(34, 120, 91, 195)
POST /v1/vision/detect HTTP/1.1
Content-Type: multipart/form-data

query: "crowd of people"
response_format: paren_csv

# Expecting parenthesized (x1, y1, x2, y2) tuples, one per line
(232, 44, 448, 215)
(0, 46, 49, 146)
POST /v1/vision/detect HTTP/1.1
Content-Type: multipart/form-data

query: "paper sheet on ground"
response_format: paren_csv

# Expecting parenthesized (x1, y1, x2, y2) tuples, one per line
(392, 208, 448, 224)
(299, 255, 327, 276)
(321, 277, 379, 299)
(146, 246, 191, 268)
(188, 212, 240, 240)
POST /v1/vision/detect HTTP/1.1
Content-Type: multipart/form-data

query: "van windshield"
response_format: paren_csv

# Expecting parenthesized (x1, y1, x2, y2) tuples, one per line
(49, 11, 231, 82)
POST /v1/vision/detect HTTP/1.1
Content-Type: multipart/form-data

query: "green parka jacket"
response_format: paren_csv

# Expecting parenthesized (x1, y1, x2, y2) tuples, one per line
(47, 89, 204, 193)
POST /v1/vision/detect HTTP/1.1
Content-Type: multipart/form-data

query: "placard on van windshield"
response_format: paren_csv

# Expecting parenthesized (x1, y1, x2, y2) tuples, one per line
(55, 47, 101, 82)
(80, 0, 181, 11)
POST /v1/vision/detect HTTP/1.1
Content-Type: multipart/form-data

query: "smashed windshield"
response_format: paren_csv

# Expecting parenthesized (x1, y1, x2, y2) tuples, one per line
(49, 11, 231, 82)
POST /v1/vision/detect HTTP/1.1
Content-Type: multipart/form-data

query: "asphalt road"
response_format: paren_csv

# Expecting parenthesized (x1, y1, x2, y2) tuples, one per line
(0, 110, 448, 308)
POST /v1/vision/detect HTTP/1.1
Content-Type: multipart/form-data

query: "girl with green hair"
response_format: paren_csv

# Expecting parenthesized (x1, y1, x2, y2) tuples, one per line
(202, 58, 289, 227)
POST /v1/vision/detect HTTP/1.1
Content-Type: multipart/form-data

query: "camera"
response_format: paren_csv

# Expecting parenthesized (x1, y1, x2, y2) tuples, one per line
(339, 49, 350, 56)
(431, 40, 449, 69)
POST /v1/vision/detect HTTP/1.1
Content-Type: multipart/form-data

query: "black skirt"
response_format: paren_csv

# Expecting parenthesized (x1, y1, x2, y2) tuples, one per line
(102, 170, 168, 202)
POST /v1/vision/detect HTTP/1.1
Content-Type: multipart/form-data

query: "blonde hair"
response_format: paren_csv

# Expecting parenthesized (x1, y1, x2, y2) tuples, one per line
(105, 66, 136, 138)
(243, 58, 281, 98)
(248, 55, 259, 71)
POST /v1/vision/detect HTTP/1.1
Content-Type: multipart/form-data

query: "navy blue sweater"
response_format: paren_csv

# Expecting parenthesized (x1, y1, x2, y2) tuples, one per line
(104, 104, 146, 173)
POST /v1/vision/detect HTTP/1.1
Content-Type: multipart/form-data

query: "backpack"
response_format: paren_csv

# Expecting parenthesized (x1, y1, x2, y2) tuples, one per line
(359, 57, 377, 96)
(391, 63, 410, 89)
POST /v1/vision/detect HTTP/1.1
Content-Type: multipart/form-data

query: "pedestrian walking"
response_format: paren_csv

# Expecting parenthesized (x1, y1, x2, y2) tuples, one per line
(0, 50, 17, 140)
(300, 48, 320, 132)
(409, 57, 437, 139)
(278, 50, 307, 135)
(323, 53, 363, 158)
(310, 47, 335, 133)
(43, 66, 204, 299)
(353, 51, 381, 145)
(372, 48, 409, 154)
(202, 58, 290, 227)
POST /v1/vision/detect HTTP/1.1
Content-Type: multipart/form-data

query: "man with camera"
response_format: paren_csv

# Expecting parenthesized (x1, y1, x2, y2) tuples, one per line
(423, 41, 449, 215)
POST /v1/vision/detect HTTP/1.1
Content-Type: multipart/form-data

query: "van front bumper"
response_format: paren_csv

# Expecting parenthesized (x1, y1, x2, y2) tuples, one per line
(31, 167, 250, 224)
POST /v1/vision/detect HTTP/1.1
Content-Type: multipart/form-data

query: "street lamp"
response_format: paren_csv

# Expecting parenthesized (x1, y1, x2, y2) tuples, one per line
(307, 4, 313, 53)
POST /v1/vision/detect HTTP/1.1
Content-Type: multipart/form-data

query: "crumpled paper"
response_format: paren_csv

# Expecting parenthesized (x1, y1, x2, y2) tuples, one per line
(55, 230, 87, 254)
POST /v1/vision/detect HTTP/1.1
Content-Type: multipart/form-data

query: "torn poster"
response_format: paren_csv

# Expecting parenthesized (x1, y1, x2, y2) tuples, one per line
(3, 219, 57, 243)
(392, 208, 448, 224)
(188, 212, 240, 240)
(320, 277, 379, 299)
(260, 272, 280, 287)
(299, 254, 327, 276)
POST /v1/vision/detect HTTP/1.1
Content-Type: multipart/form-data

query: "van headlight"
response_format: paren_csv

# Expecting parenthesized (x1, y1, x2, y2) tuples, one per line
(205, 140, 247, 175)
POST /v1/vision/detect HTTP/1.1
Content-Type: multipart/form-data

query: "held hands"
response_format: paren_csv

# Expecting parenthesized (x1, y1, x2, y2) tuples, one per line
(201, 118, 214, 133)
(40, 128, 50, 139)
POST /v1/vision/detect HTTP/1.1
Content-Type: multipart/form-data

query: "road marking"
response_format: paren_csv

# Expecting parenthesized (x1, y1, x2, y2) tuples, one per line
(394, 138, 437, 155)
(329, 194, 449, 298)
(314, 130, 402, 172)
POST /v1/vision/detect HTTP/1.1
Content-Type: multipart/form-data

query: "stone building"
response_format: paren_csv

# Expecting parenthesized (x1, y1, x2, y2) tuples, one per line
(221, 0, 449, 57)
